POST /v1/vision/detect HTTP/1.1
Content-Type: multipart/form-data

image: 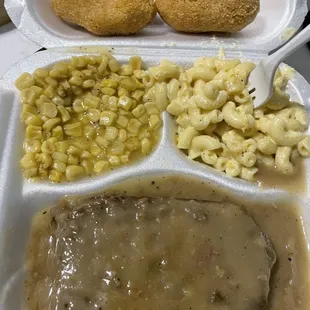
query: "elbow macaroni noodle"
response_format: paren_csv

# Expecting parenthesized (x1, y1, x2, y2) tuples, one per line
(152, 57, 309, 181)
(16, 54, 310, 182)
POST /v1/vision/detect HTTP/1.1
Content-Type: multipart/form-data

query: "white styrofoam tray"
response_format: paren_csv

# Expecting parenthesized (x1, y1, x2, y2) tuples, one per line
(0, 49, 310, 309)
(4, 0, 308, 52)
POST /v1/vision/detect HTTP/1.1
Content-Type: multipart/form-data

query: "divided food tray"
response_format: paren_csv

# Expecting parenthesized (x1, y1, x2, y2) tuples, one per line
(4, 0, 308, 52)
(1, 0, 310, 308)
(1, 49, 310, 309)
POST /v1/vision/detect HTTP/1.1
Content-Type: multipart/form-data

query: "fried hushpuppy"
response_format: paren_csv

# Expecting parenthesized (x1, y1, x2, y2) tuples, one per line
(51, 0, 156, 35)
(156, 0, 260, 33)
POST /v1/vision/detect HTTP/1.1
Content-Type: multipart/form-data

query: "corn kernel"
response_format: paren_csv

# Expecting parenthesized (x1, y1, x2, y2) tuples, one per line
(101, 79, 118, 89)
(47, 137, 58, 144)
(61, 80, 71, 90)
(90, 142, 102, 156)
(20, 89, 37, 105)
(26, 125, 42, 140)
(96, 136, 110, 149)
(87, 109, 100, 123)
(64, 165, 84, 181)
(134, 69, 144, 80)
(80, 150, 93, 159)
(41, 140, 55, 154)
(53, 160, 66, 173)
(45, 76, 58, 88)
(57, 106, 71, 122)
(52, 126, 64, 140)
(96, 151, 107, 160)
(149, 115, 162, 131)
(118, 88, 130, 97)
(118, 129, 127, 142)
(132, 104, 146, 118)
(83, 94, 101, 109)
(101, 87, 116, 96)
(82, 79, 96, 88)
(108, 58, 121, 72)
(127, 119, 142, 134)
(56, 85, 66, 98)
(55, 141, 70, 153)
(43, 118, 61, 132)
(94, 161, 109, 174)
(38, 153, 53, 169)
(31, 85, 44, 96)
(108, 155, 121, 166)
(15, 73, 35, 90)
(120, 77, 137, 91)
(38, 168, 48, 179)
(64, 122, 82, 137)
(72, 56, 88, 68)
(125, 138, 141, 152)
(118, 96, 133, 111)
(138, 127, 151, 139)
(141, 138, 151, 155)
(104, 126, 119, 142)
(96, 126, 105, 137)
(72, 86, 83, 96)
(67, 155, 79, 165)
(91, 83, 101, 96)
(120, 154, 130, 164)
(98, 56, 109, 74)
(42, 101, 58, 118)
(89, 55, 104, 65)
(70, 138, 90, 150)
(23, 140, 41, 153)
(69, 75, 83, 87)
(116, 115, 129, 128)
(118, 65, 133, 76)
(100, 111, 117, 126)
(84, 124, 96, 140)
(81, 159, 93, 174)
(73, 99, 84, 113)
(20, 153, 37, 169)
(145, 102, 159, 115)
(35, 78, 47, 89)
(108, 96, 118, 112)
(132, 90, 145, 102)
(110, 141, 125, 155)
(82, 69, 93, 78)
(34, 68, 49, 78)
(67, 145, 82, 156)
(49, 170, 62, 182)
(129, 56, 142, 70)
(22, 105, 37, 115)
(24, 167, 38, 179)
(24, 113, 44, 126)
(139, 113, 149, 125)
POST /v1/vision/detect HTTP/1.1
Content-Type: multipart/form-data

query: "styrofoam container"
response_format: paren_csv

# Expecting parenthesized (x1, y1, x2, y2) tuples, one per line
(0, 48, 310, 309)
(4, 0, 308, 52)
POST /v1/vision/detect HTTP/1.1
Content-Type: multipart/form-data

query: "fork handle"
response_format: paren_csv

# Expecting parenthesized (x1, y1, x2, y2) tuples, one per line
(263, 24, 310, 70)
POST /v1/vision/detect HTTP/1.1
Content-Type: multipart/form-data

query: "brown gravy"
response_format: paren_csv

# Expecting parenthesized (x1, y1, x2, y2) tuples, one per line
(25, 175, 310, 310)
(256, 160, 307, 193)
(107, 175, 310, 310)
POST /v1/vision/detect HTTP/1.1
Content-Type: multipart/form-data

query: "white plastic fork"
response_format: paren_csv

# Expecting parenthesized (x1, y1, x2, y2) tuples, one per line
(249, 24, 310, 109)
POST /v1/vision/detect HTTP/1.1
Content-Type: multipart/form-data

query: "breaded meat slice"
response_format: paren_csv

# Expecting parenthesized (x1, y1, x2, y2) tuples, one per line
(52, 0, 156, 35)
(156, 0, 260, 33)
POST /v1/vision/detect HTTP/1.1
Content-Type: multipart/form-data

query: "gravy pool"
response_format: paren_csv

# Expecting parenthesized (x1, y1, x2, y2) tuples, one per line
(25, 175, 310, 310)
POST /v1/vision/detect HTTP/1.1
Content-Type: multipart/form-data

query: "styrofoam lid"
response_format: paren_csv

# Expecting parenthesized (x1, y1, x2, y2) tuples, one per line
(5, 0, 308, 53)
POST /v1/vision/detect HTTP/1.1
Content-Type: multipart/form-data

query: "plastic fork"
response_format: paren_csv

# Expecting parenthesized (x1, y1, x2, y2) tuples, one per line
(249, 24, 310, 109)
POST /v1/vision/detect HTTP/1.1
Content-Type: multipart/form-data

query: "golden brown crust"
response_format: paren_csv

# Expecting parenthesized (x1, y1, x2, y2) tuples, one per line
(51, 0, 156, 35)
(155, 0, 260, 33)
